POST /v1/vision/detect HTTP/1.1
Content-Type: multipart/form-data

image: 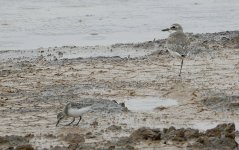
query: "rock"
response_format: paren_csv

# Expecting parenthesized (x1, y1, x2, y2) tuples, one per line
(24, 134, 34, 139)
(0, 135, 29, 146)
(192, 136, 237, 149)
(184, 128, 200, 139)
(129, 123, 237, 149)
(172, 128, 186, 141)
(195, 136, 210, 146)
(189, 123, 238, 149)
(116, 137, 133, 146)
(63, 133, 85, 144)
(164, 126, 176, 133)
(0, 136, 8, 144)
(106, 125, 122, 131)
(129, 127, 161, 141)
(154, 106, 167, 111)
(15, 144, 34, 150)
(68, 144, 78, 150)
(219, 137, 238, 149)
(205, 123, 235, 138)
(162, 127, 186, 142)
(85, 132, 96, 139)
(162, 127, 200, 142)
(108, 145, 115, 150)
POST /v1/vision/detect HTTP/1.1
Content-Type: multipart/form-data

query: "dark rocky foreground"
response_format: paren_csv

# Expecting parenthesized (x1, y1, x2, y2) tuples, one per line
(130, 123, 237, 150)
(0, 123, 237, 150)
(0, 135, 34, 150)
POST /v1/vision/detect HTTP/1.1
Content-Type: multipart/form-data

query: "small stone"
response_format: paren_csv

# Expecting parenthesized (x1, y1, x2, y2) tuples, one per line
(58, 52, 64, 57)
(85, 132, 96, 139)
(108, 145, 115, 150)
(90, 121, 98, 128)
(63, 133, 85, 144)
(107, 125, 122, 131)
(154, 106, 167, 111)
(24, 134, 34, 139)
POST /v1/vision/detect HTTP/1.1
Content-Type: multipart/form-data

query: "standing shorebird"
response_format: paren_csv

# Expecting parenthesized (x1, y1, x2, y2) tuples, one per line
(162, 23, 190, 76)
(56, 102, 92, 127)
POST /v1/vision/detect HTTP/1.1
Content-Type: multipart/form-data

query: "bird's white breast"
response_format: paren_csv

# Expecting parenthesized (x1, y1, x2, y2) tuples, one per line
(68, 106, 91, 117)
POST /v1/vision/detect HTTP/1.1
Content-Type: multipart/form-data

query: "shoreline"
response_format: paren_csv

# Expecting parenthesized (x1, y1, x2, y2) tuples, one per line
(0, 31, 238, 63)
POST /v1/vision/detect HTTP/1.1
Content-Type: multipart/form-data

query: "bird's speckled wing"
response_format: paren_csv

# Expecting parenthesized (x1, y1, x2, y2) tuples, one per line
(166, 31, 190, 57)
(71, 102, 93, 109)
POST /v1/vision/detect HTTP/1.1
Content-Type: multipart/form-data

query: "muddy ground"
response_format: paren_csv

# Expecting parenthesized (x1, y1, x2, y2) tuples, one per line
(1, 31, 239, 149)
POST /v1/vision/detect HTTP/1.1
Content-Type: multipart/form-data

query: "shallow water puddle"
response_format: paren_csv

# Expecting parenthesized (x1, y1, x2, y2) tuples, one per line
(125, 96, 178, 112)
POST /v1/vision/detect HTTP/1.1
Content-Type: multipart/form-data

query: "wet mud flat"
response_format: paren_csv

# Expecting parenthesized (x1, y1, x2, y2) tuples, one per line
(1, 31, 239, 149)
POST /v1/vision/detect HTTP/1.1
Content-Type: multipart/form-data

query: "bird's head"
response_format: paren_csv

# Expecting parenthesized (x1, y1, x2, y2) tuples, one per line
(162, 23, 183, 33)
(56, 112, 65, 127)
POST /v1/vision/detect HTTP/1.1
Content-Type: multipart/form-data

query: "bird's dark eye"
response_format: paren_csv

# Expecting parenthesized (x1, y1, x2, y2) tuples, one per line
(171, 26, 176, 29)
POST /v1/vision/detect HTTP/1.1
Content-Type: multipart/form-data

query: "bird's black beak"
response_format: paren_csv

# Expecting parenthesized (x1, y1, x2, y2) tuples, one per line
(162, 28, 170, 32)
(56, 118, 62, 127)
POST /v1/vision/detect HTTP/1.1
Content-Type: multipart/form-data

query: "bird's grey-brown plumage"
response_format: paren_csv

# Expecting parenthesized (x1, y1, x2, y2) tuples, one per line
(167, 31, 189, 57)
(162, 23, 190, 76)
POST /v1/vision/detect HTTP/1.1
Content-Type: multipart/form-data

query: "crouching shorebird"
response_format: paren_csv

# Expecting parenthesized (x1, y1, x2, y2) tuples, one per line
(56, 102, 92, 127)
(162, 23, 190, 76)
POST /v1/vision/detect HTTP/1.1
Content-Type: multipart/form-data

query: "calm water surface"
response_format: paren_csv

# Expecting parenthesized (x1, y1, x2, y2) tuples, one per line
(0, 0, 239, 50)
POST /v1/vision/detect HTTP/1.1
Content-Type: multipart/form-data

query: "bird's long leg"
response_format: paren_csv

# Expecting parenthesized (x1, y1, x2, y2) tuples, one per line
(65, 117, 75, 126)
(74, 116, 82, 126)
(179, 58, 184, 76)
